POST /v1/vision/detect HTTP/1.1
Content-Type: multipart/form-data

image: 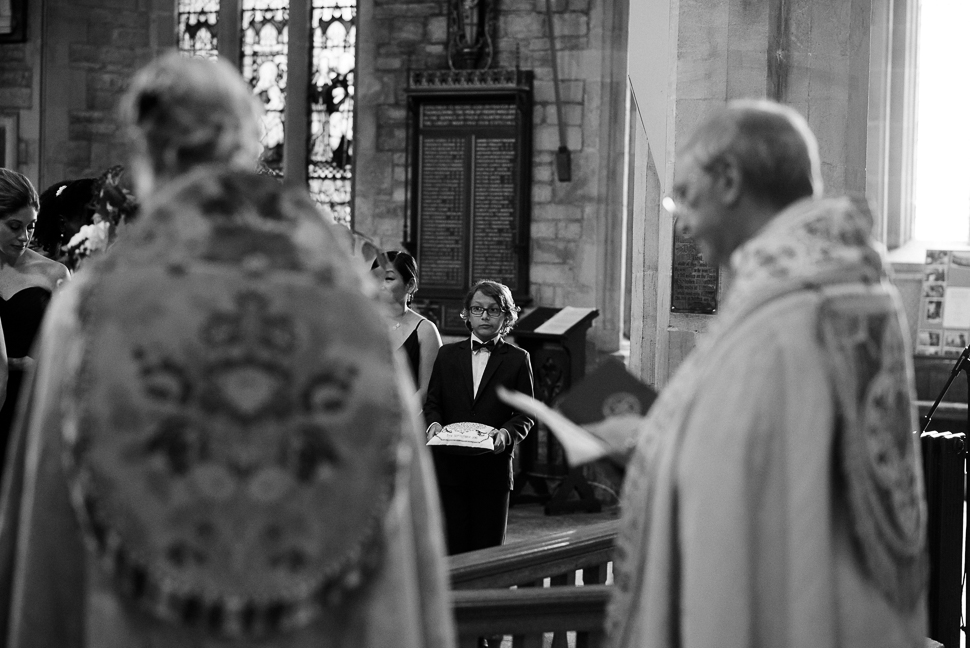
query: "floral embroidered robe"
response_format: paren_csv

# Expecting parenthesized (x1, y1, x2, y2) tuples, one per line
(0, 168, 455, 648)
(607, 196, 928, 648)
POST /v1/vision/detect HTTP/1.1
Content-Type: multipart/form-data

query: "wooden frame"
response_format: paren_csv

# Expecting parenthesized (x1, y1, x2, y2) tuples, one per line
(0, 114, 17, 169)
(0, 0, 26, 44)
(405, 69, 534, 335)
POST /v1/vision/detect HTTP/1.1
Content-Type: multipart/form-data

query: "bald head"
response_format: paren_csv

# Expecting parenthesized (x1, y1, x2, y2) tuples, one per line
(669, 100, 823, 267)
(682, 99, 823, 210)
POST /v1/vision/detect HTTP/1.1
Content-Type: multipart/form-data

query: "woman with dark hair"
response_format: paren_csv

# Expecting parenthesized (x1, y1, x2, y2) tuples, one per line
(34, 168, 138, 271)
(371, 251, 442, 403)
(33, 178, 98, 260)
(0, 169, 69, 472)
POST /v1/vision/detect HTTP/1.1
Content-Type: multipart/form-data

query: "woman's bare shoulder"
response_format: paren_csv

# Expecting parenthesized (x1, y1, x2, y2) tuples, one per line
(416, 316, 442, 345)
(21, 250, 70, 286)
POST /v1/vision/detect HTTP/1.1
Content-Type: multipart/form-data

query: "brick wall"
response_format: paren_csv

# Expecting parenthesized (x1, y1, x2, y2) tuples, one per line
(0, 0, 42, 184)
(37, 0, 174, 189)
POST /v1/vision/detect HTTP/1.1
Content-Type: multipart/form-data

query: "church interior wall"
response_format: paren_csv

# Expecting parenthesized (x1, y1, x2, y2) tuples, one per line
(0, 0, 929, 384)
(0, 0, 42, 185)
(2, 0, 630, 358)
(356, 0, 629, 353)
(628, 0, 879, 387)
(35, 0, 173, 190)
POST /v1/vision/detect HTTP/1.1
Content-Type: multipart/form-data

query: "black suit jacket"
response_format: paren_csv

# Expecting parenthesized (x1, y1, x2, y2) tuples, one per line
(423, 338, 534, 491)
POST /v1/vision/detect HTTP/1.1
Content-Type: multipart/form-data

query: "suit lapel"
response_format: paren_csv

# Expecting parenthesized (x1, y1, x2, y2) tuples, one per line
(456, 339, 475, 403)
(474, 342, 506, 405)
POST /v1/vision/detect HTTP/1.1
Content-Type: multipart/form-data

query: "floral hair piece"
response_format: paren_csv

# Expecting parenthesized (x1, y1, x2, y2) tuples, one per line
(64, 166, 139, 270)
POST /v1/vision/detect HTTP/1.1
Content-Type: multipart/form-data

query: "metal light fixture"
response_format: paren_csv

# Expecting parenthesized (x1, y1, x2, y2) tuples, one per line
(448, 0, 495, 70)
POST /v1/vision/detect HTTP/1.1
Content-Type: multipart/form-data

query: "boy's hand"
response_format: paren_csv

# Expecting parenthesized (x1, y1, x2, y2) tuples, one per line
(490, 428, 511, 453)
(426, 422, 442, 442)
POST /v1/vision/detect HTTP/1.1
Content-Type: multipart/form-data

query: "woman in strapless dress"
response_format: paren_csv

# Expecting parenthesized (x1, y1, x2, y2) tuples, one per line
(0, 169, 70, 475)
(371, 251, 441, 404)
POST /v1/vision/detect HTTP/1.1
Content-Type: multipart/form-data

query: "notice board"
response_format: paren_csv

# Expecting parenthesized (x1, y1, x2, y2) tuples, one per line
(915, 249, 970, 356)
(406, 69, 533, 335)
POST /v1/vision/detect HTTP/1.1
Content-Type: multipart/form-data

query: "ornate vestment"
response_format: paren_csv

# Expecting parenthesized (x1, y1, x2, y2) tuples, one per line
(607, 196, 927, 648)
(0, 168, 455, 648)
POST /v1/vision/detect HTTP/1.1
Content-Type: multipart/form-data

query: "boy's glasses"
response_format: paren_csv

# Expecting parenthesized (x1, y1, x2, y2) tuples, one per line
(469, 306, 505, 317)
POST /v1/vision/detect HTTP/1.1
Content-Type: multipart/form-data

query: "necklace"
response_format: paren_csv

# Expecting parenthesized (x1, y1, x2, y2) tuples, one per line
(391, 321, 403, 331)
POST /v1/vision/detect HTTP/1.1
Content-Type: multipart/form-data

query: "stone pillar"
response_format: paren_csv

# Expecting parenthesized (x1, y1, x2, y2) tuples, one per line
(582, 0, 629, 352)
(628, 0, 874, 386)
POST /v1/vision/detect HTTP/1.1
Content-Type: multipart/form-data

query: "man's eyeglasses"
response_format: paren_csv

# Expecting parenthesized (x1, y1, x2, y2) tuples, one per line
(469, 306, 505, 317)
(663, 154, 727, 215)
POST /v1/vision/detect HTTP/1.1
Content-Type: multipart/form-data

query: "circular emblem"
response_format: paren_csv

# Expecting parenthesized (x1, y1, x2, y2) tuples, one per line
(602, 392, 643, 418)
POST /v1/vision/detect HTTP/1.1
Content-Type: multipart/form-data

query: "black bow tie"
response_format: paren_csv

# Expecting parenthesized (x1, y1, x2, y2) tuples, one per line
(473, 339, 497, 353)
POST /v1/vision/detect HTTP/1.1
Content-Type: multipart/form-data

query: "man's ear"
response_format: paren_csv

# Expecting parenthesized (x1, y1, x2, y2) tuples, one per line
(716, 155, 743, 206)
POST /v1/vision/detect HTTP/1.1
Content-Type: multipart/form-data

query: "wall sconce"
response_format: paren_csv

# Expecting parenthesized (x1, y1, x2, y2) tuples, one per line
(448, 0, 496, 70)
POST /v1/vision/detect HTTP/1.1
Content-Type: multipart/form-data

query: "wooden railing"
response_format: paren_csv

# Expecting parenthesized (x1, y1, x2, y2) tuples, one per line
(451, 585, 611, 648)
(449, 519, 618, 647)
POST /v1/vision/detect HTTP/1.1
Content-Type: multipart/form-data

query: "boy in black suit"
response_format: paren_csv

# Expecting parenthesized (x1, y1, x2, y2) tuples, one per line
(424, 280, 534, 555)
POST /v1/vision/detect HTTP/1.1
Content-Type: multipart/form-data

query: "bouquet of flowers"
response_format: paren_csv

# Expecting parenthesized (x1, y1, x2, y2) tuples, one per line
(63, 166, 139, 271)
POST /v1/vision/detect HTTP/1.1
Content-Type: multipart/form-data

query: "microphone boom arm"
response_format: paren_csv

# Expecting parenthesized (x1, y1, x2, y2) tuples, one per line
(921, 344, 970, 433)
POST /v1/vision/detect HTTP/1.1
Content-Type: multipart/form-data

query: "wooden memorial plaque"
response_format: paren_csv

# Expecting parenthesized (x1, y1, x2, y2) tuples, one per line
(406, 69, 533, 334)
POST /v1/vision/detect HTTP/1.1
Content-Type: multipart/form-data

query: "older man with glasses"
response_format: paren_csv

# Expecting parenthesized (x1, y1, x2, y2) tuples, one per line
(603, 100, 927, 648)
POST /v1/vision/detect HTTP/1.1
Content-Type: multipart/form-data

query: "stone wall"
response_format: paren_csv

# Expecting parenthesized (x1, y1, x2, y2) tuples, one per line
(628, 0, 875, 387)
(36, 0, 173, 189)
(0, 0, 42, 184)
(13, 0, 628, 352)
(357, 0, 629, 350)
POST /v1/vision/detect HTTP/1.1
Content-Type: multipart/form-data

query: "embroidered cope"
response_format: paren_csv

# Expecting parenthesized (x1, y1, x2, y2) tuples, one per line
(0, 169, 455, 648)
(606, 196, 927, 648)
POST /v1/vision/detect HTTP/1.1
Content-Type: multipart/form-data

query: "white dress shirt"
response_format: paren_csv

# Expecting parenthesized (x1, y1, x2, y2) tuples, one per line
(470, 333, 494, 397)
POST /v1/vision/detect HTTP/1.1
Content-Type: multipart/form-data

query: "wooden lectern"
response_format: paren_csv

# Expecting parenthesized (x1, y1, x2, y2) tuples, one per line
(510, 306, 599, 514)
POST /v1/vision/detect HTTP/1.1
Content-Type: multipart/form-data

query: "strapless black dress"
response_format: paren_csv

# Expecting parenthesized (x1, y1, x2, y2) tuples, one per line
(0, 286, 52, 474)
(400, 319, 423, 386)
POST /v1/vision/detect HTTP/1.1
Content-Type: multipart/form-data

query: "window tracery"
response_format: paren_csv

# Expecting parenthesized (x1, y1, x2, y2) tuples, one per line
(175, 0, 356, 226)
(309, 0, 356, 226)
(242, 0, 290, 176)
(177, 0, 220, 59)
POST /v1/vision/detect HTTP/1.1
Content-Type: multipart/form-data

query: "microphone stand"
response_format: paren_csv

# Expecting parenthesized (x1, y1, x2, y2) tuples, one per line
(920, 344, 970, 434)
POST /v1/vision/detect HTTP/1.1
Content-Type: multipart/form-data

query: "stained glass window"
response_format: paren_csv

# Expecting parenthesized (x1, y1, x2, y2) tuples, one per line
(309, 0, 356, 226)
(177, 0, 220, 59)
(241, 0, 289, 176)
(178, 0, 357, 226)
